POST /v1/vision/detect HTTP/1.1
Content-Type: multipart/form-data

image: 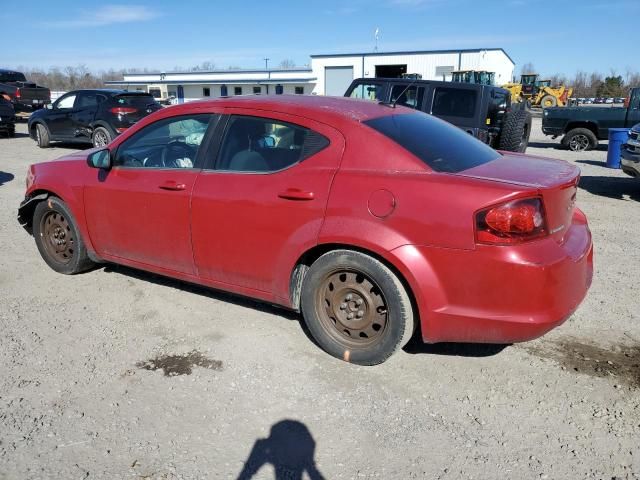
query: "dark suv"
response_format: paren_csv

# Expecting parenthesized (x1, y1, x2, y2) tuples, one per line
(28, 89, 161, 148)
(0, 94, 16, 137)
(345, 78, 531, 152)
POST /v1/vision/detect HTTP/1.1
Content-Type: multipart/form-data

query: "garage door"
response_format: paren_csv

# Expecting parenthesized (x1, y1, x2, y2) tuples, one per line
(325, 66, 354, 96)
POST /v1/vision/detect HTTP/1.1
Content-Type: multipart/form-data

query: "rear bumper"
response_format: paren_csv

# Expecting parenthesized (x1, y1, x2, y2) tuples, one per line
(12, 99, 49, 112)
(392, 209, 593, 344)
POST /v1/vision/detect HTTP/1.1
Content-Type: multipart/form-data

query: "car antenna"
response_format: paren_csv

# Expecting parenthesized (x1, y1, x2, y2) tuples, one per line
(381, 76, 418, 108)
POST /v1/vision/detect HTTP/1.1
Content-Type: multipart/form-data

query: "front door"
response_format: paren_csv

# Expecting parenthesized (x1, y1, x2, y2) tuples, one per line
(47, 92, 78, 138)
(84, 113, 216, 274)
(70, 91, 104, 140)
(191, 110, 344, 297)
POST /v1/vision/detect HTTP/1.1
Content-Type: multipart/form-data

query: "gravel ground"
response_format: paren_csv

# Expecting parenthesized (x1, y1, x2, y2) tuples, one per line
(1, 118, 639, 480)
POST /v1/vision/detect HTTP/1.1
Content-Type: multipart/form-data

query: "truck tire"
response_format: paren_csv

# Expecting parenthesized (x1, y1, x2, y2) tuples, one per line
(562, 128, 598, 152)
(498, 109, 531, 153)
(35, 123, 50, 148)
(541, 95, 557, 108)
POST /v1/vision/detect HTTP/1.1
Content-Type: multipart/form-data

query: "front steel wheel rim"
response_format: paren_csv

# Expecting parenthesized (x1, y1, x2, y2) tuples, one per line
(570, 134, 589, 151)
(94, 130, 108, 147)
(40, 210, 74, 264)
(316, 270, 388, 347)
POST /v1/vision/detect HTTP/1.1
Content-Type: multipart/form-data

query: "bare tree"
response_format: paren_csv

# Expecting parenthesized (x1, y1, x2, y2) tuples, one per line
(278, 59, 296, 69)
(519, 62, 536, 76)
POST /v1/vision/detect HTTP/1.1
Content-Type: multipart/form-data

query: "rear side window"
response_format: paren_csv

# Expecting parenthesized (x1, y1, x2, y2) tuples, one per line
(364, 113, 500, 173)
(216, 115, 329, 173)
(431, 87, 477, 118)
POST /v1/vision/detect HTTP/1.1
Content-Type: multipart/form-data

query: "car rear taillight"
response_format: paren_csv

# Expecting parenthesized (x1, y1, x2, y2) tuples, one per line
(109, 107, 137, 115)
(15, 88, 21, 99)
(475, 197, 547, 245)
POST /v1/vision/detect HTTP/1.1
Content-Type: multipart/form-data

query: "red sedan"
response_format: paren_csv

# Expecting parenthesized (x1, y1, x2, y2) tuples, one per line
(18, 95, 593, 365)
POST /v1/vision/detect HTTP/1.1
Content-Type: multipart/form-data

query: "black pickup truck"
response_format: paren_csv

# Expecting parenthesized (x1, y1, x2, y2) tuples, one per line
(542, 87, 640, 151)
(0, 69, 51, 113)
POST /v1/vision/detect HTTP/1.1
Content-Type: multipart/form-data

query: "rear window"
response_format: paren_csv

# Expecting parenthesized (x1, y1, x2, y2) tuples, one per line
(114, 94, 160, 107)
(0, 72, 27, 82)
(431, 87, 477, 118)
(364, 113, 500, 173)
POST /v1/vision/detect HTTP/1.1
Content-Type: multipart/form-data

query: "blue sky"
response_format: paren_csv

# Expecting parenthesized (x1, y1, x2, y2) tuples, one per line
(1, 0, 637, 78)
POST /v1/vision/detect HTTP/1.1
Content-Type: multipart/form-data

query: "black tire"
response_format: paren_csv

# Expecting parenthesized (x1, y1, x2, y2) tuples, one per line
(92, 126, 112, 148)
(540, 95, 558, 108)
(498, 109, 531, 153)
(561, 128, 598, 152)
(32, 197, 94, 275)
(35, 123, 50, 148)
(300, 250, 415, 365)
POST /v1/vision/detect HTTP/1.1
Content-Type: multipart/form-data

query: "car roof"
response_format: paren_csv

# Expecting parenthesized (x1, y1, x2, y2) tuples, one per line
(182, 94, 403, 122)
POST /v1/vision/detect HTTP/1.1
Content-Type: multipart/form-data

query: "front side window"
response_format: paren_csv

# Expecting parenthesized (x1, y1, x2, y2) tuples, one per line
(390, 85, 425, 110)
(431, 87, 477, 118)
(115, 114, 212, 169)
(216, 115, 329, 173)
(348, 83, 384, 101)
(56, 94, 77, 110)
(364, 113, 500, 173)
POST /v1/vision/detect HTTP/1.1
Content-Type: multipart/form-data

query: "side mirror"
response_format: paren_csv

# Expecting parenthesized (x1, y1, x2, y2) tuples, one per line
(87, 149, 112, 170)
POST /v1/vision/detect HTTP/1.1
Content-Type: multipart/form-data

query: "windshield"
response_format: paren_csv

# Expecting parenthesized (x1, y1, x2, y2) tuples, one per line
(364, 112, 501, 173)
(0, 72, 27, 82)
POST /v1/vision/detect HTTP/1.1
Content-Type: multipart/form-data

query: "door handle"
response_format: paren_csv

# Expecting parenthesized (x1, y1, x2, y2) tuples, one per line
(159, 181, 186, 191)
(278, 188, 315, 201)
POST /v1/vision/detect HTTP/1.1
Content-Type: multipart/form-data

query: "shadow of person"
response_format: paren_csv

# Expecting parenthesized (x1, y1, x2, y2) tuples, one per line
(237, 420, 325, 480)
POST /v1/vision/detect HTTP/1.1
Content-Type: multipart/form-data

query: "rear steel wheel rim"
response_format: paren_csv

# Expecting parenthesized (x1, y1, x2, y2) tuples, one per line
(94, 130, 108, 147)
(316, 270, 388, 348)
(40, 210, 74, 264)
(570, 134, 589, 151)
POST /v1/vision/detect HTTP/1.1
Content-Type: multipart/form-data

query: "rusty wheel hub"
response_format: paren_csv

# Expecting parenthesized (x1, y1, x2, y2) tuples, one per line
(41, 211, 74, 264)
(319, 270, 388, 346)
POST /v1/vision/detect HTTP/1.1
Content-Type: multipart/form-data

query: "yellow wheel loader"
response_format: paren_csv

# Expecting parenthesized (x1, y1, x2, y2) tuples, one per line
(503, 74, 573, 107)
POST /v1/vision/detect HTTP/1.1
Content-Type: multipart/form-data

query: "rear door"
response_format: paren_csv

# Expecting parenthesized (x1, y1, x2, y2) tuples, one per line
(71, 91, 103, 139)
(47, 92, 78, 138)
(190, 110, 344, 296)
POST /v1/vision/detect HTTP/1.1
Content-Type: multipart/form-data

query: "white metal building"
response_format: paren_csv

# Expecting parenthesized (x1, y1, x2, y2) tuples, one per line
(105, 68, 317, 103)
(105, 48, 515, 102)
(311, 48, 515, 96)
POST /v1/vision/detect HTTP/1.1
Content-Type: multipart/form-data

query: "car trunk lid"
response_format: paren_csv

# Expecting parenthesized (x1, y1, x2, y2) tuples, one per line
(458, 152, 580, 243)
